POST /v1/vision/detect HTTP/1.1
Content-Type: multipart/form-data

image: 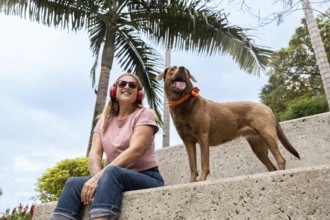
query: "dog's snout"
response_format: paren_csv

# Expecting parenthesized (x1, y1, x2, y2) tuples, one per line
(179, 66, 185, 71)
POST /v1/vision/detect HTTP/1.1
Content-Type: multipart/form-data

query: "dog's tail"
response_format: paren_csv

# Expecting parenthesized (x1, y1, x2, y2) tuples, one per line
(276, 120, 300, 159)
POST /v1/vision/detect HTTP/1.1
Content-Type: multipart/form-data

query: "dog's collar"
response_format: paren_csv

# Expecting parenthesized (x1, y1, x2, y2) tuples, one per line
(167, 87, 200, 107)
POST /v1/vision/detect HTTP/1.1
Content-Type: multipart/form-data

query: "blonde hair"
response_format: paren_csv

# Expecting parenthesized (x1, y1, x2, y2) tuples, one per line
(101, 73, 144, 132)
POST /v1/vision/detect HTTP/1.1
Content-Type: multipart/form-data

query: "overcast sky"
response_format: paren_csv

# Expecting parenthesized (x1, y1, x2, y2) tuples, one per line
(0, 0, 328, 214)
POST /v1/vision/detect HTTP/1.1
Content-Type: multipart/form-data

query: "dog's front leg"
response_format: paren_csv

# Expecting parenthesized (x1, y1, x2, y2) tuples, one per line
(184, 141, 198, 182)
(198, 136, 210, 181)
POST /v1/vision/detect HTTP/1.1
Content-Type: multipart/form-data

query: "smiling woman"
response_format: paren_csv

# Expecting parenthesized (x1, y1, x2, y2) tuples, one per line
(51, 73, 164, 220)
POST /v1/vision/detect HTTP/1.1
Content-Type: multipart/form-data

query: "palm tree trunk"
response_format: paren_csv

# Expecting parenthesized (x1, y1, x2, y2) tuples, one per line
(163, 39, 171, 148)
(86, 25, 117, 157)
(301, 0, 330, 109)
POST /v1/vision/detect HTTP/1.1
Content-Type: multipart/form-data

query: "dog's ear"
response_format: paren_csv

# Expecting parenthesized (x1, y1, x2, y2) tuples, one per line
(155, 72, 164, 81)
(155, 66, 170, 81)
(190, 74, 197, 82)
(187, 69, 197, 82)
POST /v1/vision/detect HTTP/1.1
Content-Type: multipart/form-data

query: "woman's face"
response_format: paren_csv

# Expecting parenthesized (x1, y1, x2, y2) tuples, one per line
(115, 75, 138, 104)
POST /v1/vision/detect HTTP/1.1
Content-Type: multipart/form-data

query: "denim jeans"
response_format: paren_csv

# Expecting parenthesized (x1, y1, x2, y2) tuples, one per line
(52, 166, 164, 220)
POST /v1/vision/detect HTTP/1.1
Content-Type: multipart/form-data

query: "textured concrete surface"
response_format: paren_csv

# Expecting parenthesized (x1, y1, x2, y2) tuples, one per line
(32, 202, 90, 220)
(120, 165, 330, 220)
(32, 165, 330, 220)
(32, 113, 330, 220)
(156, 112, 330, 185)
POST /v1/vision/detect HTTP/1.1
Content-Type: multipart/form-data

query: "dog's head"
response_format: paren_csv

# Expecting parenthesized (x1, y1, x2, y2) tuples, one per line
(156, 66, 197, 97)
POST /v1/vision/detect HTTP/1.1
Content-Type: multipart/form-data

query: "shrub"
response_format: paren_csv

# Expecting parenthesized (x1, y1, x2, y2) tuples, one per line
(35, 157, 89, 202)
(279, 95, 329, 121)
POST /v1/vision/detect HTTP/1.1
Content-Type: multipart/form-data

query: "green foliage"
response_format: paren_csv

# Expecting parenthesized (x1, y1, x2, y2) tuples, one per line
(35, 157, 89, 203)
(0, 203, 36, 220)
(279, 95, 329, 121)
(260, 9, 330, 120)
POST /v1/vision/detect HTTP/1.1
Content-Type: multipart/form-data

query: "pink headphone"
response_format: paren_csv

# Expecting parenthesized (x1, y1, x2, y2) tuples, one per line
(110, 83, 144, 104)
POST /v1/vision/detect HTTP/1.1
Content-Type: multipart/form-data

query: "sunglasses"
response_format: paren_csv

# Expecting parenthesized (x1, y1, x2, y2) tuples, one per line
(117, 80, 138, 89)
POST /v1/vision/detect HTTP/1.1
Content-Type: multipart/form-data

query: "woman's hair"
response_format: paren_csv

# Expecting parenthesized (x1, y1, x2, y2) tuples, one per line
(101, 72, 144, 132)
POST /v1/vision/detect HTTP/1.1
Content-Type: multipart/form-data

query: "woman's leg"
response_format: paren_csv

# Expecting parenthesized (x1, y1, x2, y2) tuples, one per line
(52, 176, 90, 220)
(89, 166, 164, 220)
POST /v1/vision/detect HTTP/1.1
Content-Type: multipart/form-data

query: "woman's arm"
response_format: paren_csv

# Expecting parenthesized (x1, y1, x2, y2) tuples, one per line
(110, 124, 154, 168)
(81, 124, 154, 205)
(81, 133, 103, 205)
(88, 133, 103, 177)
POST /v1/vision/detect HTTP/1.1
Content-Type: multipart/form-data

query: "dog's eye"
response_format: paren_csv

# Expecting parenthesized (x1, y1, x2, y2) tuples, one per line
(168, 67, 176, 75)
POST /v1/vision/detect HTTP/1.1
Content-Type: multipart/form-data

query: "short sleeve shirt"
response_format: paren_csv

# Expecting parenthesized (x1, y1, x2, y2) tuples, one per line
(93, 107, 159, 171)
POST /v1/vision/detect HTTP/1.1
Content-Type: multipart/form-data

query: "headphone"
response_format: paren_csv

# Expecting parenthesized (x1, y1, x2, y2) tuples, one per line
(110, 83, 144, 104)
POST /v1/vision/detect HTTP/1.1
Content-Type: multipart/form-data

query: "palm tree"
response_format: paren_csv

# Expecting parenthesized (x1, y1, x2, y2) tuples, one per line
(163, 36, 171, 148)
(0, 0, 272, 155)
(301, 0, 330, 109)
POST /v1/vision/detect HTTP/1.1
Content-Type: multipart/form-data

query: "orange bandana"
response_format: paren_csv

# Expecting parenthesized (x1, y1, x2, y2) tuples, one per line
(167, 87, 200, 107)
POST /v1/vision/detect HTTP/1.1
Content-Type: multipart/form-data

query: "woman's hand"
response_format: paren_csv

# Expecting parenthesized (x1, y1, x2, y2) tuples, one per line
(81, 172, 101, 205)
(82, 132, 103, 204)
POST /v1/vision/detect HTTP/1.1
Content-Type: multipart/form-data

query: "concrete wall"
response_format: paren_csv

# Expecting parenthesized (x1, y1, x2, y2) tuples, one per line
(120, 165, 330, 220)
(32, 112, 330, 220)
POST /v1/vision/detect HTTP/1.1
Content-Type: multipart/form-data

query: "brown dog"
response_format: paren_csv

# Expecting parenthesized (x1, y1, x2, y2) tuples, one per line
(156, 66, 300, 182)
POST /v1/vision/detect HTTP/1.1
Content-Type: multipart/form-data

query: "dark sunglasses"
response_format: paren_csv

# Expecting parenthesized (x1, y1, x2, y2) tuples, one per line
(117, 80, 138, 89)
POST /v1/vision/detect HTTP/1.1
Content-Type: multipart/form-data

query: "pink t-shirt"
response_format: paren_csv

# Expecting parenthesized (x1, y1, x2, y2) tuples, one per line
(93, 107, 159, 171)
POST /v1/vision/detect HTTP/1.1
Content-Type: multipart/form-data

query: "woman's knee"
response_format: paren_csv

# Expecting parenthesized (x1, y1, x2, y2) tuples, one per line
(97, 166, 124, 191)
(104, 165, 122, 177)
(63, 177, 85, 191)
(64, 177, 77, 188)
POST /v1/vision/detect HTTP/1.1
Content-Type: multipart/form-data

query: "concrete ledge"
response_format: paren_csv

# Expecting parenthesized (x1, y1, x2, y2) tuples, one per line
(32, 165, 330, 219)
(120, 165, 330, 219)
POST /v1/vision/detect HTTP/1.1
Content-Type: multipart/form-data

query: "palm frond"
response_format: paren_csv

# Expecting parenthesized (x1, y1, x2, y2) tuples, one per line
(0, 0, 99, 31)
(88, 14, 107, 87)
(115, 27, 164, 124)
(129, 0, 273, 75)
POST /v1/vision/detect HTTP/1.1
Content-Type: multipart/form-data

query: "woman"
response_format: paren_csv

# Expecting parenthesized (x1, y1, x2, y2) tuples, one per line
(52, 73, 164, 220)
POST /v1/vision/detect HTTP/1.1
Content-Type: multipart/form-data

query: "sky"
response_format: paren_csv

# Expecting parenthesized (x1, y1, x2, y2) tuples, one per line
(0, 0, 328, 214)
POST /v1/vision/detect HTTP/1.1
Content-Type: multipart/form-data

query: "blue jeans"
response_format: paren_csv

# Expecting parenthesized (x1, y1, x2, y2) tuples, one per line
(52, 166, 164, 220)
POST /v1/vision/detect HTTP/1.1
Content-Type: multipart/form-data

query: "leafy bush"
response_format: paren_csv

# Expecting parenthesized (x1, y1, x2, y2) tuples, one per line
(0, 203, 35, 220)
(35, 157, 89, 202)
(279, 95, 329, 121)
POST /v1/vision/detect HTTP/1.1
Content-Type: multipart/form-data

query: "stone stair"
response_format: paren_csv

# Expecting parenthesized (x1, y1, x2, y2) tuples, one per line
(32, 112, 330, 220)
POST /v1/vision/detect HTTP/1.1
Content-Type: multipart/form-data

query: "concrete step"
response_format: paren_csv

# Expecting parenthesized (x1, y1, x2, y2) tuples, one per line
(32, 165, 330, 219)
(32, 112, 330, 219)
